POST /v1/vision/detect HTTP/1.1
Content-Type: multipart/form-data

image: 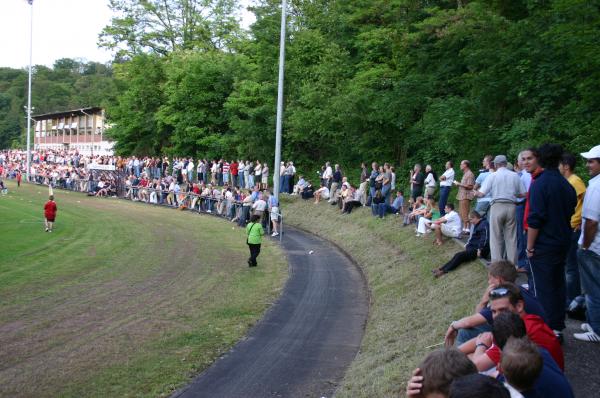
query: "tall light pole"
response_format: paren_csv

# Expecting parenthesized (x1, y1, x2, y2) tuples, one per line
(25, 0, 34, 182)
(272, 0, 287, 200)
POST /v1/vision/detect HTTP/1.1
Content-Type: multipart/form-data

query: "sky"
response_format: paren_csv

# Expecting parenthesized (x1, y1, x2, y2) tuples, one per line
(0, 0, 256, 70)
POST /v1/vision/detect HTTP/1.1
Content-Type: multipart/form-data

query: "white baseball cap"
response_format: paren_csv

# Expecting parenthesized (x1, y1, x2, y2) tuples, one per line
(581, 145, 600, 159)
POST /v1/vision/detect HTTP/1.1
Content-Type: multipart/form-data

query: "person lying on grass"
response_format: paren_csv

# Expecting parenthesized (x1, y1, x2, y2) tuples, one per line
(444, 262, 548, 347)
(431, 210, 489, 277)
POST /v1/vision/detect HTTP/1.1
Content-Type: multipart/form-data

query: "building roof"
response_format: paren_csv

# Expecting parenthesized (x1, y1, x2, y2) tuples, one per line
(32, 107, 103, 121)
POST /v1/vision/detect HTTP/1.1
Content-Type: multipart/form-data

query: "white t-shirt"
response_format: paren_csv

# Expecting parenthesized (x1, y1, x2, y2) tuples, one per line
(579, 174, 600, 255)
(445, 210, 462, 232)
(253, 199, 267, 211)
(425, 172, 436, 188)
(440, 168, 455, 187)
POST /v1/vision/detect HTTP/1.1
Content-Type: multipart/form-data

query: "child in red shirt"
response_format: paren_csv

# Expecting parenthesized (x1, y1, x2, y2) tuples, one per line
(44, 195, 57, 232)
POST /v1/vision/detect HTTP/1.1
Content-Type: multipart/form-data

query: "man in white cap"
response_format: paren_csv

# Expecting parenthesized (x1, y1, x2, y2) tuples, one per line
(475, 155, 526, 265)
(575, 144, 600, 343)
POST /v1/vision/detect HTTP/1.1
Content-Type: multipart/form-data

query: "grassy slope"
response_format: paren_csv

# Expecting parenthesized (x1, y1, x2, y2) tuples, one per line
(282, 196, 488, 397)
(0, 180, 287, 398)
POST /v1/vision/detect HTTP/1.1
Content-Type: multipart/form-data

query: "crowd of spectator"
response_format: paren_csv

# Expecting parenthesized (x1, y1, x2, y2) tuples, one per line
(2, 142, 600, 397)
(291, 144, 599, 397)
(0, 149, 285, 236)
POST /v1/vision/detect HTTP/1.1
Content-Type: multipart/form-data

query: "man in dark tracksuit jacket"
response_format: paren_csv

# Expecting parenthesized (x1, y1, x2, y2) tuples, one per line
(433, 210, 490, 277)
(527, 144, 577, 333)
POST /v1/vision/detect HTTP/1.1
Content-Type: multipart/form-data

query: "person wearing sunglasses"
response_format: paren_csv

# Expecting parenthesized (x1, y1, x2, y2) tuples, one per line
(444, 261, 547, 347)
(463, 283, 563, 374)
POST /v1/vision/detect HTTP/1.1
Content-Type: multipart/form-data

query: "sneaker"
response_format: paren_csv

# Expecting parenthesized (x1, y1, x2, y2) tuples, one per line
(581, 323, 594, 333)
(207, 210, 212, 213)
(45, 228, 49, 232)
(272, 232, 279, 237)
(574, 331, 600, 343)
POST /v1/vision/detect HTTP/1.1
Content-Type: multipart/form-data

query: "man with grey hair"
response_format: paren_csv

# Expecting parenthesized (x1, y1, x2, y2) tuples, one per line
(476, 155, 526, 265)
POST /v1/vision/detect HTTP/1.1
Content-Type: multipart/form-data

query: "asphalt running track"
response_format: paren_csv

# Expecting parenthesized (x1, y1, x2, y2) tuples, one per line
(172, 227, 369, 398)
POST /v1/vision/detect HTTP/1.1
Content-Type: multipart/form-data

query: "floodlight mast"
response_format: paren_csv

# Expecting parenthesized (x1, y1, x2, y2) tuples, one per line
(272, 0, 287, 201)
(25, 0, 34, 182)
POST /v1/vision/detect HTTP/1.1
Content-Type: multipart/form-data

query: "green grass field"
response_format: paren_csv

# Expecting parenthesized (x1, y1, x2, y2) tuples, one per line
(282, 196, 488, 397)
(0, 180, 287, 398)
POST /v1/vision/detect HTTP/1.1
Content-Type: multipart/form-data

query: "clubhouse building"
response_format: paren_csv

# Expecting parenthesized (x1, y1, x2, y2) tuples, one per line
(32, 107, 113, 155)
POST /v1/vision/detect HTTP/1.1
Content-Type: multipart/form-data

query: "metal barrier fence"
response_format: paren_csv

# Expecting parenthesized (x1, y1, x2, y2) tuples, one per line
(21, 177, 283, 242)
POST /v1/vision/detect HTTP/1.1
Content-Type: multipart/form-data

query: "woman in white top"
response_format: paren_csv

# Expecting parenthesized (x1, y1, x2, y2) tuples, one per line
(424, 164, 437, 198)
(261, 163, 269, 189)
(253, 161, 261, 189)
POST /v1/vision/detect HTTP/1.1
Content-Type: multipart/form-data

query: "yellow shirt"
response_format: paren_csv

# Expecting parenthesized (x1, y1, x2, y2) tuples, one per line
(568, 174, 586, 229)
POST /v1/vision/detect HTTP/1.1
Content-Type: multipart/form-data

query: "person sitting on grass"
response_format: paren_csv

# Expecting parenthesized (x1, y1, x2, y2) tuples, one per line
(444, 261, 548, 347)
(301, 180, 315, 199)
(460, 283, 563, 373)
(314, 182, 330, 203)
(499, 332, 573, 398)
(293, 175, 308, 195)
(431, 203, 462, 245)
(416, 197, 441, 237)
(406, 349, 477, 398)
(403, 196, 426, 225)
(386, 190, 404, 215)
(432, 210, 490, 277)
(341, 186, 363, 214)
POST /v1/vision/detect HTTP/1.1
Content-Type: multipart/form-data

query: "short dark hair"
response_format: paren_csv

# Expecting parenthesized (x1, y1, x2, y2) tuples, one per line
(419, 349, 477, 396)
(250, 214, 261, 223)
(449, 373, 510, 398)
(446, 203, 455, 211)
(447, 160, 454, 167)
(537, 143, 564, 169)
(501, 337, 543, 392)
(469, 210, 481, 219)
(560, 152, 577, 171)
(492, 312, 527, 350)
(488, 260, 518, 283)
(462, 160, 470, 168)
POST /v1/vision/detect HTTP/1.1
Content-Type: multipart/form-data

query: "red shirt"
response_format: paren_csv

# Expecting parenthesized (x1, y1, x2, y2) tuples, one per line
(230, 162, 238, 176)
(486, 313, 564, 370)
(44, 200, 57, 219)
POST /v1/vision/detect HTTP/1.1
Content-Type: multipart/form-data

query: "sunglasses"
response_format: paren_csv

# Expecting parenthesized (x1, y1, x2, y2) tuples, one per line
(489, 287, 510, 299)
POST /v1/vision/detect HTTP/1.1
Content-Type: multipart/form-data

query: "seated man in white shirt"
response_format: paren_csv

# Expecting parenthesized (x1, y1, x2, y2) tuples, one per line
(432, 203, 463, 245)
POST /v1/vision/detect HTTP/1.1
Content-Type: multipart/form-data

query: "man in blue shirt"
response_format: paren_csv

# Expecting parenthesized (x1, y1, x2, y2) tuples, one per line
(526, 144, 576, 336)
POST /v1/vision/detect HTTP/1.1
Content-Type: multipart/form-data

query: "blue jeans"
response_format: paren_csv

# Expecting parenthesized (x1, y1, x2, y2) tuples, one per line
(371, 203, 384, 217)
(565, 229, 582, 303)
(516, 203, 527, 268)
(579, 249, 600, 334)
(367, 187, 376, 206)
(457, 323, 492, 346)
(382, 184, 391, 203)
(530, 248, 569, 330)
(439, 186, 451, 216)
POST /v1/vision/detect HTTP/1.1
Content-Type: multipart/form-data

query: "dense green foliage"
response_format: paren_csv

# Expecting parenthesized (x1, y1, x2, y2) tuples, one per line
(0, 59, 118, 149)
(4, 0, 600, 177)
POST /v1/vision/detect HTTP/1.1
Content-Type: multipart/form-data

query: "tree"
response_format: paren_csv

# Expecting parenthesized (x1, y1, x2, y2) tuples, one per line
(99, 0, 243, 57)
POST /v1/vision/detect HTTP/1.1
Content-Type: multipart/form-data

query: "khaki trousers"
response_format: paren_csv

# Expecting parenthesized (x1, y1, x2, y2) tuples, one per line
(489, 202, 518, 265)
